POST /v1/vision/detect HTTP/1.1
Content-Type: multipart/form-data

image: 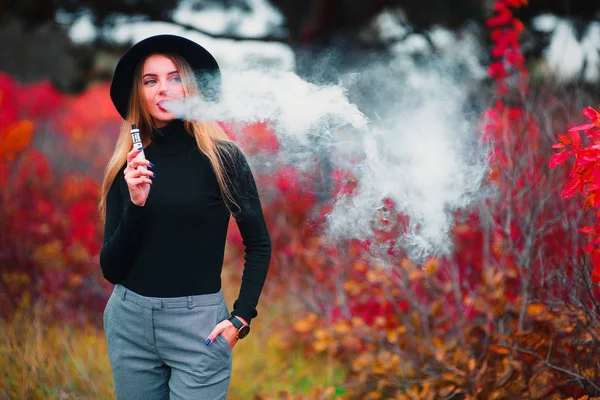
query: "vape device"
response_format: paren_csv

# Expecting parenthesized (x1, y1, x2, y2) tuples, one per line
(130, 124, 147, 170)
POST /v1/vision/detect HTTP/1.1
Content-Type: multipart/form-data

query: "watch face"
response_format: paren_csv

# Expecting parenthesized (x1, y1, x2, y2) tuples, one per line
(237, 325, 250, 339)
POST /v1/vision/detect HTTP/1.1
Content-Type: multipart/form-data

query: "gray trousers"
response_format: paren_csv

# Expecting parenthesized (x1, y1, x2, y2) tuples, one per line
(103, 284, 232, 400)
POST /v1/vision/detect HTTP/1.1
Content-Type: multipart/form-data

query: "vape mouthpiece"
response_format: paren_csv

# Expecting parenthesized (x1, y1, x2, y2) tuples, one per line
(132, 124, 137, 130)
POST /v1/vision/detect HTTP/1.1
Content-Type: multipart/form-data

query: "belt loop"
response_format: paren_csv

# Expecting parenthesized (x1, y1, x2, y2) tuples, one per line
(188, 296, 194, 309)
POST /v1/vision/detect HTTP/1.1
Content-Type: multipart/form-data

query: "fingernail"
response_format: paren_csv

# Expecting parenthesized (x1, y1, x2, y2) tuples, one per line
(205, 339, 211, 345)
(149, 162, 155, 167)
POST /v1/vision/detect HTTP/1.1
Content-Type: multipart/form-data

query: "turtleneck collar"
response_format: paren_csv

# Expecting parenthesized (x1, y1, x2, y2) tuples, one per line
(148, 119, 196, 155)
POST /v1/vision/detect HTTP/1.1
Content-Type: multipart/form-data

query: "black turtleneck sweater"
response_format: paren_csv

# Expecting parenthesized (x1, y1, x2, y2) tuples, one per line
(99, 119, 271, 323)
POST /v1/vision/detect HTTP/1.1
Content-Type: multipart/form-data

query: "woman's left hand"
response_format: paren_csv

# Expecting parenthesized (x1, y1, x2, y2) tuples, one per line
(206, 316, 249, 350)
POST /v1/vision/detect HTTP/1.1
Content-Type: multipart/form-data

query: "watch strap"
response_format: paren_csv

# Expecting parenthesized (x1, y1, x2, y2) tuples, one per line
(228, 315, 244, 329)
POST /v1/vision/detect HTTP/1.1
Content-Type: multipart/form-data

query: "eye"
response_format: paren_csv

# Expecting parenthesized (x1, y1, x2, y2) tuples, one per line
(144, 79, 156, 85)
(170, 76, 182, 82)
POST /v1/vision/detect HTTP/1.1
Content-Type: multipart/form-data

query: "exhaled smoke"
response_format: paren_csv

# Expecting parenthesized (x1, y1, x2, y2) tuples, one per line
(164, 59, 492, 264)
(164, 68, 368, 145)
(327, 68, 493, 263)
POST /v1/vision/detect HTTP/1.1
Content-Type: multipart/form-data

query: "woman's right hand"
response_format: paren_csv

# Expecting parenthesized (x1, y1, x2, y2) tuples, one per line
(124, 149, 154, 207)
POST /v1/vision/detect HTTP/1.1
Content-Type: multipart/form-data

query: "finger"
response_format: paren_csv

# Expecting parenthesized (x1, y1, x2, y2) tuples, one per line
(129, 169, 155, 178)
(126, 148, 142, 163)
(124, 149, 142, 172)
(205, 323, 227, 346)
(128, 178, 153, 187)
(125, 170, 155, 181)
(130, 158, 153, 170)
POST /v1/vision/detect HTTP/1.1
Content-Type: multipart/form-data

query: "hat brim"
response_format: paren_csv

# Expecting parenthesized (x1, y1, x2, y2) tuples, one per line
(110, 34, 221, 120)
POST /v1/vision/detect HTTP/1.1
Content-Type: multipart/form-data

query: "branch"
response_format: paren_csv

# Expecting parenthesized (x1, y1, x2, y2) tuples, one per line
(506, 344, 600, 393)
(142, 15, 290, 44)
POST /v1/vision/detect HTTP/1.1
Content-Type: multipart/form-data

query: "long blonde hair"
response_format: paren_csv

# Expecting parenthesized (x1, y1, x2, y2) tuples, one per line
(98, 53, 239, 222)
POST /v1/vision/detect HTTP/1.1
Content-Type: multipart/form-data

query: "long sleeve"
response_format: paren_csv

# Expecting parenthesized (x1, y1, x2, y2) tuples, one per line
(228, 146, 272, 323)
(99, 173, 146, 284)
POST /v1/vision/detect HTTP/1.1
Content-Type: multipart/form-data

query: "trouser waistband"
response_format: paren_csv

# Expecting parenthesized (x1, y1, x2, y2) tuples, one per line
(113, 284, 224, 310)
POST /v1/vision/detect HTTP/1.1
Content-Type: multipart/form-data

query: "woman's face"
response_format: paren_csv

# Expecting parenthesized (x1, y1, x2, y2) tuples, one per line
(141, 54, 185, 128)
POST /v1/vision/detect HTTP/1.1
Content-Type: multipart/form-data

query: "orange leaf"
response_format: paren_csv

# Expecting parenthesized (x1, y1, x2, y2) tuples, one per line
(489, 344, 511, 355)
(0, 120, 34, 160)
(584, 194, 595, 210)
(558, 134, 571, 145)
(595, 193, 600, 209)
(526, 303, 545, 317)
(293, 313, 317, 333)
(468, 358, 476, 372)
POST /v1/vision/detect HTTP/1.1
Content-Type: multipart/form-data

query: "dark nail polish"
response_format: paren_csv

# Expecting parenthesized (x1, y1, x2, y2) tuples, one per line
(205, 339, 211, 345)
(149, 162, 155, 167)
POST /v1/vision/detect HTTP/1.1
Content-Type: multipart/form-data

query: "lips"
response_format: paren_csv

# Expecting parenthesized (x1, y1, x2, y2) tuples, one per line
(157, 101, 168, 112)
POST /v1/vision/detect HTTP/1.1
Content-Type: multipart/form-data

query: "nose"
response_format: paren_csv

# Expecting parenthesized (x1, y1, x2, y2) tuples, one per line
(158, 81, 168, 95)
(157, 77, 173, 94)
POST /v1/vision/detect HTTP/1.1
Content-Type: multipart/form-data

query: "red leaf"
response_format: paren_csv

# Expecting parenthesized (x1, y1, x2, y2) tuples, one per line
(582, 106, 600, 121)
(577, 157, 596, 169)
(486, 8, 513, 28)
(593, 166, 600, 184)
(579, 226, 593, 234)
(585, 241, 595, 253)
(570, 131, 581, 148)
(584, 184, 600, 196)
(488, 62, 507, 79)
(491, 29, 504, 41)
(492, 2, 507, 11)
(561, 176, 582, 198)
(592, 251, 600, 283)
(591, 269, 600, 284)
(569, 123, 595, 132)
(549, 151, 571, 169)
(513, 19, 524, 33)
(505, 52, 524, 66)
(552, 143, 565, 149)
(586, 130, 600, 139)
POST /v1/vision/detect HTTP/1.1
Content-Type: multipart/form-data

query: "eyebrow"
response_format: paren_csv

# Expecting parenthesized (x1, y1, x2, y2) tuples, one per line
(142, 70, 179, 78)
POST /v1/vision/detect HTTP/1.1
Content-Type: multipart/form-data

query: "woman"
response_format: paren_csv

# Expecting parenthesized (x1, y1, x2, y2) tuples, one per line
(98, 34, 271, 399)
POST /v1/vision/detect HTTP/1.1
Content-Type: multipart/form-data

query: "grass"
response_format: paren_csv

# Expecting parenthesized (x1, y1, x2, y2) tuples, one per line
(0, 272, 345, 399)
(0, 310, 114, 400)
(228, 302, 345, 398)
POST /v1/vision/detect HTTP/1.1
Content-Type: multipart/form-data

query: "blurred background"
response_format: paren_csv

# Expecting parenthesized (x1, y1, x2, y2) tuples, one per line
(1, 0, 600, 399)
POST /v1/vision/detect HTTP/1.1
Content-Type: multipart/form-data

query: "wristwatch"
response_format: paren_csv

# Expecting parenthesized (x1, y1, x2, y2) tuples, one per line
(228, 315, 250, 339)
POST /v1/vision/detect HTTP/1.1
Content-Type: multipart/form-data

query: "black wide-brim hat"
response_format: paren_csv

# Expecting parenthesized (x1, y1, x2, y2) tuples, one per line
(110, 34, 221, 120)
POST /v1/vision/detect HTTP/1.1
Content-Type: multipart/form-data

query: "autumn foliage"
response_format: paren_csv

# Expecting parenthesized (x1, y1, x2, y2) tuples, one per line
(1, 0, 600, 397)
(0, 76, 117, 323)
(550, 106, 600, 283)
(262, 0, 600, 398)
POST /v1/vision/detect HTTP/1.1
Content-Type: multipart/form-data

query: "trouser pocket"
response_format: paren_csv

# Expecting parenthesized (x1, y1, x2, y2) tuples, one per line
(215, 301, 232, 353)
